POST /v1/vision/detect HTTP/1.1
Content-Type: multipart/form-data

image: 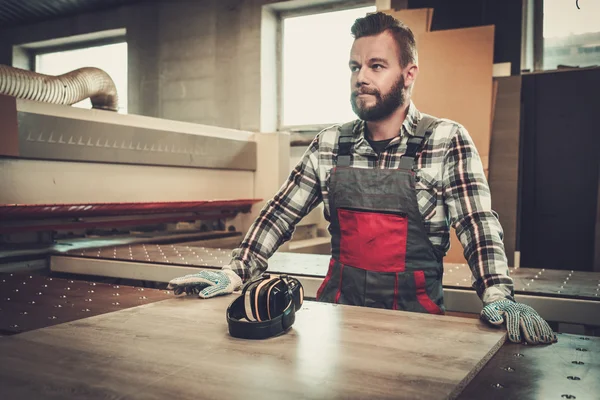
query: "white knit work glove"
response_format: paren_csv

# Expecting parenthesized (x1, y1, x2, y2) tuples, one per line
(481, 299, 558, 344)
(167, 268, 242, 299)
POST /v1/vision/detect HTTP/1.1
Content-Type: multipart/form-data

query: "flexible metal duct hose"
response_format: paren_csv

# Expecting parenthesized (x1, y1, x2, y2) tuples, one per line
(0, 64, 119, 111)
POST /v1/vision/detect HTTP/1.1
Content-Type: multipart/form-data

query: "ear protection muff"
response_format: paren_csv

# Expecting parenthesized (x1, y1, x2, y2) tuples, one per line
(226, 274, 303, 339)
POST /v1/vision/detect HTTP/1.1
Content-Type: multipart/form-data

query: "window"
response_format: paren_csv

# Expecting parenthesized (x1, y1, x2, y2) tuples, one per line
(35, 42, 128, 113)
(280, 4, 376, 130)
(542, 1, 600, 70)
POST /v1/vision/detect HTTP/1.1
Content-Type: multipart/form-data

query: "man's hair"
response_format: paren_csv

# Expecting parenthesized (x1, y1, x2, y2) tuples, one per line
(350, 12, 418, 68)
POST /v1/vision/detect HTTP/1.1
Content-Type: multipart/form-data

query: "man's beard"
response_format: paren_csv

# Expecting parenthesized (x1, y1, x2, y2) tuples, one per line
(351, 75, 407, 121)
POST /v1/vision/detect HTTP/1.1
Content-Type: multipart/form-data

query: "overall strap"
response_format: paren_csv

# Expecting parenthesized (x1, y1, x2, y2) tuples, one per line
(336, 121, 355, 167)
(399, 115, 437, 170)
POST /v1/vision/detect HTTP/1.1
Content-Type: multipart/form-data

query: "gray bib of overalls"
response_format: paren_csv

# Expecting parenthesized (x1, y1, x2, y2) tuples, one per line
(316, 116, 445, 314)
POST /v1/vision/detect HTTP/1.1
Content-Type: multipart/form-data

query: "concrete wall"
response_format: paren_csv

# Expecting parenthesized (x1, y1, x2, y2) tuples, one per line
(0, 0, 272, 131)
(156, 0, 266, 131)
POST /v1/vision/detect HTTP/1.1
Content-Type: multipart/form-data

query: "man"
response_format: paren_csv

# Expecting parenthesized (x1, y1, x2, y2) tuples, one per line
(168, 12, 557, 345)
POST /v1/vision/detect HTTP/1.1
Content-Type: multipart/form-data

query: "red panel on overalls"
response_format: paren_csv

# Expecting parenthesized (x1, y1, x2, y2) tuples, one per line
(316, 116, 445, 315)
(338, 208, 407, 272)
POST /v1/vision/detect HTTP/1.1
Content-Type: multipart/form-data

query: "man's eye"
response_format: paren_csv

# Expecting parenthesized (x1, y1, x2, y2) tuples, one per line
(350, 66, 359, 72)
(372, 64, 383, 70)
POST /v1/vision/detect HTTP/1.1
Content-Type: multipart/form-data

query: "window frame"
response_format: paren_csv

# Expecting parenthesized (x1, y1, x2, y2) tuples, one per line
(276, 0, 376, 133)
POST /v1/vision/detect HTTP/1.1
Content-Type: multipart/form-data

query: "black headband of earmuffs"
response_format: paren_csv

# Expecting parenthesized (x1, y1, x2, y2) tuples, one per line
(226, 274, 304, 340)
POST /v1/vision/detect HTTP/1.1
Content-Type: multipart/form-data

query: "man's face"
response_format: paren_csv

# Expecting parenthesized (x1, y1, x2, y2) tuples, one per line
(349, 31, 407, 121)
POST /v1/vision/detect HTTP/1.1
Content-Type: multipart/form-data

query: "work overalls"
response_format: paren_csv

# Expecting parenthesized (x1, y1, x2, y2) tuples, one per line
(316, 116, 445, 314)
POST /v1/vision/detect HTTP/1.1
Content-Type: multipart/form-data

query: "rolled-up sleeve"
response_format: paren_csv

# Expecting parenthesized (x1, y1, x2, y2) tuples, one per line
(442, 124, 515, 305)
(228, 135, 323, 282)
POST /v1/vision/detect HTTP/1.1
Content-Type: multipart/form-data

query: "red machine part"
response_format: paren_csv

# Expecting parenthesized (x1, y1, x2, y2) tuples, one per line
(0, 199, 262, 233)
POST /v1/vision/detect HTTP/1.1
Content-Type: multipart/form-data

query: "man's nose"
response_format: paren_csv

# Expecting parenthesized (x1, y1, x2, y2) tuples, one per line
(356, 66, 369, 85)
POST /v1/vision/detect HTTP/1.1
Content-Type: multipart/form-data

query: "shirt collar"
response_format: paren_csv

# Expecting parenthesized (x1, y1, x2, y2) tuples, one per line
(353, 100, 421, 152)
(403, 100, 421, 137)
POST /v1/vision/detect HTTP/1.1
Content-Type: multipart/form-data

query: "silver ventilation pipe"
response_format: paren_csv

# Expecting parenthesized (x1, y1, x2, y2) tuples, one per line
(0, 64, 119, 111)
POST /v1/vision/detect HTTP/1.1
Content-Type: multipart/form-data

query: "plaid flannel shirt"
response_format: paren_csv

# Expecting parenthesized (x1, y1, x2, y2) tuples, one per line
(227, 101, 514, 305)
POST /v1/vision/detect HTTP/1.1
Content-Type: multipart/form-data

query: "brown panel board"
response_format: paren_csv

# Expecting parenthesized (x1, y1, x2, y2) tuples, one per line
(487, 76, 522, 268)
(427, 5, 433, 30)
(412, 25, 495, 170)
(0, 295, 506, 400)
(392, 0, 409, 9)
(381, 8, 433, 35)
(490, 80, 499, 133)
(410, 26, 495, 264)
(375, 0, 409, 11)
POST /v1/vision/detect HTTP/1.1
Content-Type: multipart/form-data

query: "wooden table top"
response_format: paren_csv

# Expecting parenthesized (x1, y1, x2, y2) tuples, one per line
(0, 295, 506, 400)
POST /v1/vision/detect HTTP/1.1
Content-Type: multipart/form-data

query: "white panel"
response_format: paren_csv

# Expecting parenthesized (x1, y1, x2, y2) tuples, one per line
(0, 159, 254, 204)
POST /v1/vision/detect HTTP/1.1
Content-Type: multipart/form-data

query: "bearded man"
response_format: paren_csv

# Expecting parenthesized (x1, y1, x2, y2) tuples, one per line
(168, 12, 557, 345)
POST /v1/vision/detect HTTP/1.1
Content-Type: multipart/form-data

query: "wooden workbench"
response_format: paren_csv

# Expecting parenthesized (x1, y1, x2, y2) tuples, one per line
(0, 295, 506, 400)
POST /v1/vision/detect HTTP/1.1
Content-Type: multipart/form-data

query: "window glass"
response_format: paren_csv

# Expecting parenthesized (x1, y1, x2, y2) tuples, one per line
(281, 5, 377, 127)
(543, 1, 600, 70)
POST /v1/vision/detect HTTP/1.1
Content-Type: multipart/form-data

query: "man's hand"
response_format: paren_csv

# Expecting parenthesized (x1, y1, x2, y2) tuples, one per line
(167, 268, 242, 299)
(481, 299, 558, 344)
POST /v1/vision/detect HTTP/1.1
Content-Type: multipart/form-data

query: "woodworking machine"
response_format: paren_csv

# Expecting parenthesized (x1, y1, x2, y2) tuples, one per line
(1, 94, 599, 399)
(0, 89, 294, 261)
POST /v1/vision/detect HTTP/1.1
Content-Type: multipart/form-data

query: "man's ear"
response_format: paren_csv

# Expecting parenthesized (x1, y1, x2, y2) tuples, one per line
(404, 64, 418, 88)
